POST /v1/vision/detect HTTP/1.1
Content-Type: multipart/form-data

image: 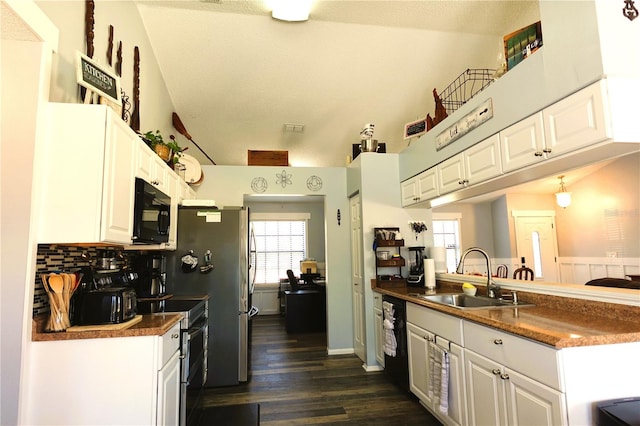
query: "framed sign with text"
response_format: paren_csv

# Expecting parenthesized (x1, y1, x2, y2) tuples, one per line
(75, 51, 121, 104)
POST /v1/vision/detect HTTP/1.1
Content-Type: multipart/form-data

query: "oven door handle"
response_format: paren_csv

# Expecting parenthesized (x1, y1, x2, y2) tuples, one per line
(187, 317, 208, 340)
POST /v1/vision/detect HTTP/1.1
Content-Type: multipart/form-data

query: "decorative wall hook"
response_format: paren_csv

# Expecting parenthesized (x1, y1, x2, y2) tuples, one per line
(623, 0, 638, 20)
(408, 221, 427, 240)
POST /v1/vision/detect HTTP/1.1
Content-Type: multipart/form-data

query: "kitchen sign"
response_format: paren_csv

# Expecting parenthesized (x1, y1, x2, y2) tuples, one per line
(436, 98, 493, 151)
(75, 51, 121, 104)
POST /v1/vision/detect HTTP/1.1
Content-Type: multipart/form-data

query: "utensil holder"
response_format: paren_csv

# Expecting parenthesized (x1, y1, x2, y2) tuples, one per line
(46, 293, 70, 332)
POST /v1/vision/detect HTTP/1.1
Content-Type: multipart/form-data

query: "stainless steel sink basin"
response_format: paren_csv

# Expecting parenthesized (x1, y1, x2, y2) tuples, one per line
(409, 293, 534, 310)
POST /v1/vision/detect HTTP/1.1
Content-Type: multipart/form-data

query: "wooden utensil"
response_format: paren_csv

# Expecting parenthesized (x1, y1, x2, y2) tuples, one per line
(172, 112, 216, 165)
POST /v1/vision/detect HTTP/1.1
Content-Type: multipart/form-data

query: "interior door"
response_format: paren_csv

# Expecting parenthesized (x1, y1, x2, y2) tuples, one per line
(513, 212, 559, 282)
(350, 195, 366, 361)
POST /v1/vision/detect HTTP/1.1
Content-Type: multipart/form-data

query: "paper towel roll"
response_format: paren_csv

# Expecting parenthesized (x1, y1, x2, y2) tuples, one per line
(432, 247, 447, 273)
(424, 258, 436, 289)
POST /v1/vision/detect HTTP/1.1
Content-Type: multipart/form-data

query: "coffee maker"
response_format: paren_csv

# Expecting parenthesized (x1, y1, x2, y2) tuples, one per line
(134, 254, 166, 297)
(406, 246, 426, 287)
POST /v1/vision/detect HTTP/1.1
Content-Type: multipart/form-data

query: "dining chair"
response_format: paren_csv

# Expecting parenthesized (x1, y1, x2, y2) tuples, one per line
(513, 266, 534, 281)
(286, 269, 300, 291)
(496, 264, 508, 278)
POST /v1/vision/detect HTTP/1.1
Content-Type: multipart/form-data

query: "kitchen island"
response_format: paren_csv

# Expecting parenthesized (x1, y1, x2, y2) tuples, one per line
(373, 279, 640, 426)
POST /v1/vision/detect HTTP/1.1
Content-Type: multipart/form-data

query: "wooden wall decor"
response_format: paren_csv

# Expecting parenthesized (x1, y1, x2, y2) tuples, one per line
(85, 0, 95, 58)
(130, 46, 140, 131)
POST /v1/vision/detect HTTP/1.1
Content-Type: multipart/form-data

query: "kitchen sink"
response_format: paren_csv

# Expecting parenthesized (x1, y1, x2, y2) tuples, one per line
(409, 293, 534, 310)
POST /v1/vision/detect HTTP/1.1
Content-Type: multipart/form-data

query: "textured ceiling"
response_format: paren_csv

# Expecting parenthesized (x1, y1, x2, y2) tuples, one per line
(139, 1, 540, 168)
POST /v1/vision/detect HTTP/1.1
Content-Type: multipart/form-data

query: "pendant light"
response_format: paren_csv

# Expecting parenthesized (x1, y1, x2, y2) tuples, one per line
(555, 176, 572, 208)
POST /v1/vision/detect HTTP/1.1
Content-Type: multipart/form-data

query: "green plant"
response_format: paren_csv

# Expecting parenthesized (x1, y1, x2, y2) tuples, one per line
(142, 130, 183, 163)
(142, 130, 165, 149)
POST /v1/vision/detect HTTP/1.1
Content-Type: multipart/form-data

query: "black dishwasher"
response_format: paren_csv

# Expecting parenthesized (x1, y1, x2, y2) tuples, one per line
(382, 295, 409, 393)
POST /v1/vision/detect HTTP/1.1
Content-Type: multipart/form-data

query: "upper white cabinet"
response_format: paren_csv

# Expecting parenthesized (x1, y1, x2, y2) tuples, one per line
(543, 80, 609, 157)
(439, 134, 502, 195)
(38, 103, 137, 245)
(401, 168, 438, 207)
(499, 112, 546, 173)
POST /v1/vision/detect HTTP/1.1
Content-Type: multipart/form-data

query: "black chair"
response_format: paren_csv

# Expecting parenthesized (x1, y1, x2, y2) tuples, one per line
(496, 264, 508, 278)
(286, 269, 300, 291)
(513, 266, 534, 281)
(585, 277, 640, 289)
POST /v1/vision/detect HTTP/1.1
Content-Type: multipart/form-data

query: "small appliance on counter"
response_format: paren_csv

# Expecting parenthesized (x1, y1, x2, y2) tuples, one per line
(133, 254, 167, 298)
(406, 246, 426, 287)
(73, 286, 137, 325)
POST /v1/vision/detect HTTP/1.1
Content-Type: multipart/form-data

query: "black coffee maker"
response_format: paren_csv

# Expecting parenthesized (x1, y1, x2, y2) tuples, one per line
(134, 254, 166, 297)
(406, 246, 426, 287)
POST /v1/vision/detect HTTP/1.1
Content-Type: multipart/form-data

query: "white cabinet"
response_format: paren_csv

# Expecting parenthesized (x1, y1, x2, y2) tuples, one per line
(401, 168, 438, 206)
(38, 103, 137, 245)
(543, 80, 609, 157)
(463, 321, 566, 426)
(438, 134, 502, 195)
(26, 322, 182, 425)
(407, 304, 467, 426)
(499, 112, 547, 173)
(137, 144, 169, 194)
(373, 294, 384, 366)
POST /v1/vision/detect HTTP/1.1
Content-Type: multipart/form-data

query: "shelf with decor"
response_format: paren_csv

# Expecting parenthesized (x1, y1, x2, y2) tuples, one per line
(374, 227, 405, 284)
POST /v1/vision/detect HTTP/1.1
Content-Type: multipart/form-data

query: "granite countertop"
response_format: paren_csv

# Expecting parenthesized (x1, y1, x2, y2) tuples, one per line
(32, 313, 183, 342)
(374, 281, 640, 349)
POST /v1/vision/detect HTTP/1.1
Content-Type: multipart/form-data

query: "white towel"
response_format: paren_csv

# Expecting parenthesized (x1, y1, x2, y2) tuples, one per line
(382, 301, 397, 357)
(439, 349, 450, 415)
(427, 343, 450, 416)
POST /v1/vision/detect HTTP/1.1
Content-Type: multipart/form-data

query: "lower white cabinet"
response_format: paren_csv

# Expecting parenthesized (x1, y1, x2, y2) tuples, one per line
(463, 320, 566, 426)
(406, 304, 466, 426)
(407, 322, 467, 426)
(465, 349, 566, 426)
(26, 322, 181, 425)
(373, 294, 384, 366)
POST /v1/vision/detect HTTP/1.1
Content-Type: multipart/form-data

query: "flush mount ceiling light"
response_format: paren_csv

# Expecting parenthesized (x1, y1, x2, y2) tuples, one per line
(269, 0, 312, 22)
(555, 175, 572, 208)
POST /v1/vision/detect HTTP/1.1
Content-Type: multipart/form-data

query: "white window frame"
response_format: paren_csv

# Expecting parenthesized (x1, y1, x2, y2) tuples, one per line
(251, 212, 311, 284)
(432, 212, 462, 273)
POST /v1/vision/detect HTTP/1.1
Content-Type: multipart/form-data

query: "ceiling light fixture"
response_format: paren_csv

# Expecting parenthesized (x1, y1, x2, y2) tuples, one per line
(555, 175, 572, 208)
(269, 0, 312, 22)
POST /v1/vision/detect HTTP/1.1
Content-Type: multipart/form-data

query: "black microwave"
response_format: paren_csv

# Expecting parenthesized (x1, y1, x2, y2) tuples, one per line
(133, 178, 171, 244)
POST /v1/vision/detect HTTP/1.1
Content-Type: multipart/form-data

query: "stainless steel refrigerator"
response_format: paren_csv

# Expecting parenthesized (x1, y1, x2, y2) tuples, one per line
(165, 205, 256, 387)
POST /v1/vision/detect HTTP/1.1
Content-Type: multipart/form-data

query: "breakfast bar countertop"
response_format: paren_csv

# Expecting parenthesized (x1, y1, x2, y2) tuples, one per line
(373, 281, 640, 349)
(32, 313, 183, 342)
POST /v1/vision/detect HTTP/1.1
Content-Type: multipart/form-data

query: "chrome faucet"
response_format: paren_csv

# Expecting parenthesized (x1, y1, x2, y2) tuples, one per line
(456, 247, 500, 298)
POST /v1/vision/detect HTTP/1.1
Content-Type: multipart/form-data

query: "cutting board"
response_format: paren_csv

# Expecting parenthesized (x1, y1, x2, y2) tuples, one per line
(66, 315, 142, 332)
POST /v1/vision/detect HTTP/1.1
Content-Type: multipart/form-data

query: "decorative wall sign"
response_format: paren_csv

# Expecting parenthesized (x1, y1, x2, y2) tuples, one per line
(75, 51, 121, 104)
(251, 177, 268, 193)
(276, 170, 292, 188)
(436, 98, 493, 151)
(337, 209, 341, 226)
(404, 118, 427, 140)
(306, 175, 323, 191)
(623, 0, 638, 20)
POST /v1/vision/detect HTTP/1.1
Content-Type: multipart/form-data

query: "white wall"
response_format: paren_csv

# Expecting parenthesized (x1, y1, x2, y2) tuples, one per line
(36, 0, 176, 140)
(1, 1, 58, 423)
(350, 153, 432, 367)
(195, 165, 353, 352)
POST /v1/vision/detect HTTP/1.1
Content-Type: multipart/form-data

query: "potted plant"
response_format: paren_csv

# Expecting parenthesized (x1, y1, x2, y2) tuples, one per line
(142, 130, 183, 165)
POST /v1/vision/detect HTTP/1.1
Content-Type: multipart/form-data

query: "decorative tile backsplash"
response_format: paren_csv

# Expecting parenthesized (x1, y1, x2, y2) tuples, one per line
(33, 245, 135, 317)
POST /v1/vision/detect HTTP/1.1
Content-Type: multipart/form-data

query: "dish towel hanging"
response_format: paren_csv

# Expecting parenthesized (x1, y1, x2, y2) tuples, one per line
(427, 343, 450, 415)
(382, 301, 397, 357)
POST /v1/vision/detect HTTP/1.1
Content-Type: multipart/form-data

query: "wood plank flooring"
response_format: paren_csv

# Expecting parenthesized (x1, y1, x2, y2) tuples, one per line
(201, 315, 441, 425)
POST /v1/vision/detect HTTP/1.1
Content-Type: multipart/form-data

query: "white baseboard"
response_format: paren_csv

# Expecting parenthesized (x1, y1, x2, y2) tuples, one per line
(327, 348, 354, 356)
(362, 364, 384, 372)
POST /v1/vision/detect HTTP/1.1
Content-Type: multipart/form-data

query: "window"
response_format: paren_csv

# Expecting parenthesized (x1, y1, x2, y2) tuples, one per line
(251, 214, 309, 284)
(432, 213, 462, 273)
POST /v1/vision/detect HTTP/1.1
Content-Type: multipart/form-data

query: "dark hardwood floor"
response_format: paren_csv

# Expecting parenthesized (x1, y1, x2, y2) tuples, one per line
(201, 315, 441, 425)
